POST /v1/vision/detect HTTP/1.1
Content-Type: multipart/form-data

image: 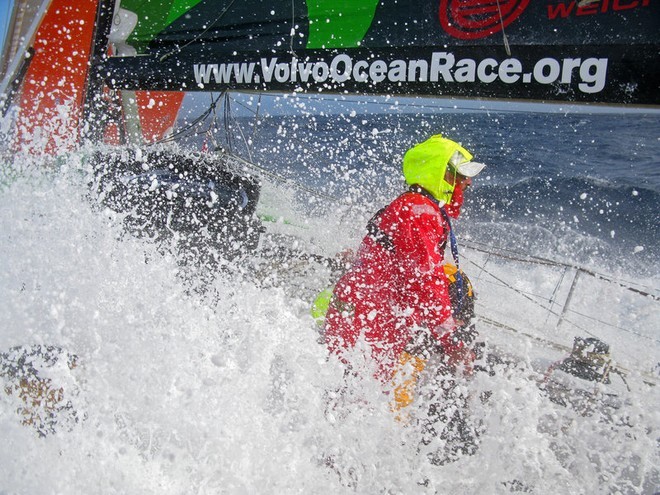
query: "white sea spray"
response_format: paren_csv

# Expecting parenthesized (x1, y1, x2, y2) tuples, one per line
(1, 105, 659, 493)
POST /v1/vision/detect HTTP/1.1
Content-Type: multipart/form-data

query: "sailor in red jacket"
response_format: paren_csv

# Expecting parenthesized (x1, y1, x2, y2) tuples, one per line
(324, 135, 486, 394)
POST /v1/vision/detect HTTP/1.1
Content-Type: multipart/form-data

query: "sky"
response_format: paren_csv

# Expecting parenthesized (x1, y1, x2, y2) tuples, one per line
(0, 0, 11, 57)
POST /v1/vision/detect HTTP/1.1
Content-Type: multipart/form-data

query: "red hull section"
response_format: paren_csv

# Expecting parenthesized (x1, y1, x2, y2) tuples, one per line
(16, 0, 98, 154)
(136, 91, 185, 144)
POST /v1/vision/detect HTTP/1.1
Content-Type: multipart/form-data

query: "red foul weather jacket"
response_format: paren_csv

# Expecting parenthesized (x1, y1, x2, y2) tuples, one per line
(325, 185, 465, 380)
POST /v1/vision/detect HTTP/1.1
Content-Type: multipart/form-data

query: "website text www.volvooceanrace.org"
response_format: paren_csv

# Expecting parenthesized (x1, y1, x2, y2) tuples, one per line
(193, 52, 608, 93)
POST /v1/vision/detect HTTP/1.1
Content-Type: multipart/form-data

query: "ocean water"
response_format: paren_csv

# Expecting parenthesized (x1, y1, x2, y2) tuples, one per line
(1, 102, 659, 494)
(223, 110, 660, 275)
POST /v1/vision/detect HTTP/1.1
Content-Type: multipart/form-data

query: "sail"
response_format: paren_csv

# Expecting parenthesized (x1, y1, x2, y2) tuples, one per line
(99, 0, 660, 105)
(2, 0, 658, 149)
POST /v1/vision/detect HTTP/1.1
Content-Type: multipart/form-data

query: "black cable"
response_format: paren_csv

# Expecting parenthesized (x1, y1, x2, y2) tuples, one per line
(148, 92, 224, 146)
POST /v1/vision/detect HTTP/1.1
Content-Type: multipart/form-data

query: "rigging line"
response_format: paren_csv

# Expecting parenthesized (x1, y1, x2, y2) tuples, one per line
(467, 255, 652, 364)
(467, 244, 658, 351)
(464, 256, 602, 340)
(159, 0, 239, 62)
(477, 274, 557, 307)
(289, 0, 298, 56)
(252, 92, 558, 115)
(476, 315, 571, 354)
(222, 92, 231, 151)
(225, 96, 359, 203)
(200, 107, 399, 197)
(225, 92, 253, 161)
(222, 93, 255, 162)
(221, 151, 340, 202)
(149, 113, 211, 144)
(464, 240, 660, 299)
(232, 110, 254, 162)
(250, 94, 263, 157)
(465, 240, 567, 267)
(480, 315, 658, 387)
(237, 158, 342, 203)
(465, 257, 560, 314)
(209, 91, 223, 144)
(157, 123, 211, 144)
(144, 92, 337, 202)
(222, 92, 237, 153)
(204, 91, 222, 149)
(147, 93, 223, 146)
(495, 0, 512, 57)
(225, 93, 262, 160)
(467, 254, 656, 338)
(228, 97, 259, 116)
(563, 306, 660, 344)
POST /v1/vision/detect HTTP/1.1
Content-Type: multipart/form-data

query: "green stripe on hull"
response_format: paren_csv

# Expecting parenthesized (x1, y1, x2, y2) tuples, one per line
(305, 0, 379, 48)
(121, 0, 204, 52)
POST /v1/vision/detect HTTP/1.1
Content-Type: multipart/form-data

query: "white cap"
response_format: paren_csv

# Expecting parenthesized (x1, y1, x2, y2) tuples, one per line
(449, 150, 486, 177)
(455, 160, 486, 177)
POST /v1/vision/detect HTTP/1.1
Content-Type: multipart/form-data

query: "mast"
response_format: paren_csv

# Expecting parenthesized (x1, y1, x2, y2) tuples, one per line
(81, 0, 120, 145)
(83, 0, 186, 146)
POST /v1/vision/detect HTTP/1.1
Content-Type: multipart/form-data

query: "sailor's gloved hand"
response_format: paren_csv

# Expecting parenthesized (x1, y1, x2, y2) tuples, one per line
(330, 249, 355, 278)
(452, 322, 478, 346)
(404, 328, 443, 359)
(438, 330, 476, 376)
